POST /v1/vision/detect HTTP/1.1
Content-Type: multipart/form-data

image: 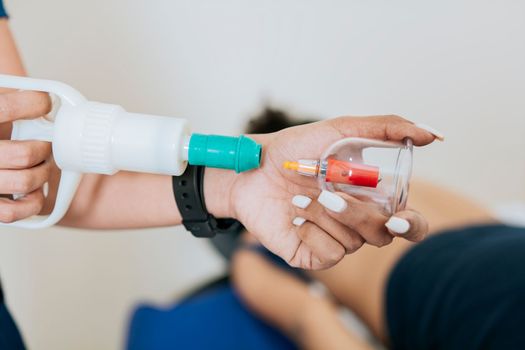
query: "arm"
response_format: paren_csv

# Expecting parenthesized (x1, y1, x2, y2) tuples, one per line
(232, 244, 374, 350)
(58, 168, 232, 229)
(0, 8, 439, 269)
(60, 118, 438, 270)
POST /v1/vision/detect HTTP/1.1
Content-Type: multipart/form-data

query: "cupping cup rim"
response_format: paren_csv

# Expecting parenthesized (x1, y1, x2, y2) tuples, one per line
(319, 137, 414, 214)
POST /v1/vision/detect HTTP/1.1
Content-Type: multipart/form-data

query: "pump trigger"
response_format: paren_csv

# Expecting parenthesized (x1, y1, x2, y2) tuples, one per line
(11, 118, 54, 143)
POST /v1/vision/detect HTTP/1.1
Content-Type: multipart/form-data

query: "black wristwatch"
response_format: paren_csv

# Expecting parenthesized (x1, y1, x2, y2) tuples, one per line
(173, 165, 243, 238)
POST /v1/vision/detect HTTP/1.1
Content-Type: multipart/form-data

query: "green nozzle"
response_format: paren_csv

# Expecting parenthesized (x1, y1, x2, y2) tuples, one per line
(188, 134, 262, 173)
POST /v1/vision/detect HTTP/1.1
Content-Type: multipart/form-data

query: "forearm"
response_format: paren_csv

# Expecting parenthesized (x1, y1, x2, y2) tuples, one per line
(58, 133, 266, 229)
(299, 301, 374, 350)
(59, 167, 236, 229)
(232, 249, 316, 335)
(232, 248, 372, 350)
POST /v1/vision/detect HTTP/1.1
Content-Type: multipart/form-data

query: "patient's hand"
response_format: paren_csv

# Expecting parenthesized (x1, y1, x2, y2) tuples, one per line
(227, 116, 437, 269)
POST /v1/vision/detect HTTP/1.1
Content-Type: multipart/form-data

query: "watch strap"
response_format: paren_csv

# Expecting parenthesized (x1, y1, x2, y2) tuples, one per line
(173, 165, 243, 237)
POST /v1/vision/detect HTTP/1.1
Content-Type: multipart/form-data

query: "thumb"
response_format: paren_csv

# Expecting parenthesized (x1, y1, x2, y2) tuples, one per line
(385, 209, 429, 242)
(0, 90, 52, 123)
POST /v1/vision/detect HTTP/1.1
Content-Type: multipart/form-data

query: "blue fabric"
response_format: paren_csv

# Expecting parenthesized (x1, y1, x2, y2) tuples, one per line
(126, 285, 296, 350)
(386, 224, 525, 350)
(0, 0, 7, 18)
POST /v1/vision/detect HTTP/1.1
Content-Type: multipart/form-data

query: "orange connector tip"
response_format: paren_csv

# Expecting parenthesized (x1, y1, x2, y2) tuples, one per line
(283, 161, 299, 171)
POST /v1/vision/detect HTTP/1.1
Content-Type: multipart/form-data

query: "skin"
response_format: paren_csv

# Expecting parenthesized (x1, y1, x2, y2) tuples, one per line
(232, 244, 375, 350)
(0, 17, 439, 269)
(232, 180, 495, 348)
(227, 119, 435, 269)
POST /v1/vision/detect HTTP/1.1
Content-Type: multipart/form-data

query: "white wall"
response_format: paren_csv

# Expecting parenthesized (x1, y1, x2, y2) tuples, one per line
(0, 0, 524, 349)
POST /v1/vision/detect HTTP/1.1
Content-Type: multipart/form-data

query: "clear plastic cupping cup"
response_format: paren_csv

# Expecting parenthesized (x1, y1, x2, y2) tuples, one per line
(319, 138, 413, 214)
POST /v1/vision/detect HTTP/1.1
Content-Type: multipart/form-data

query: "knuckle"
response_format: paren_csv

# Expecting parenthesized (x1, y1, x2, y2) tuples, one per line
(345, 236, 365, 254)
(410, 230, 426, 242)
(366, 234, 386, 247)
(372, 234, 393, 247)
(296, 225, 310, 240)
(351, 213, 368, 229)
(407, 218, 428, 242)
(327, 245, 345, 265)
(381, 234, 394, 246)
(411, 235, 424, 243)
(39, 92, 53, 115)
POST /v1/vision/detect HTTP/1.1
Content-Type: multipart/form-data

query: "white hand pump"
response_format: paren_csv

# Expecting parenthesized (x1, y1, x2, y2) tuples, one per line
(0, 75, 190, 228)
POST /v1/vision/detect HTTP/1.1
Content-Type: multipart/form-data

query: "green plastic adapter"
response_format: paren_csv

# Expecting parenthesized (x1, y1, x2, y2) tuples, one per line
(188, 134, 262, 173)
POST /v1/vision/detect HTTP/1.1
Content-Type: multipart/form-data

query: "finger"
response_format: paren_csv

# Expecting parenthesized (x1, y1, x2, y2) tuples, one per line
(291, 222, 345, 270)
(0, 140, 52, 169)
(0, 188, 45, 223)
(317, 190, 394, 247)
(292, 195, 365, 254)
(0, 90, 52, 123)
(385, 209, 429, 242)
(330, 115, 439, 146)
(412, 123, 445, 141)
(0, 160, 52, 194)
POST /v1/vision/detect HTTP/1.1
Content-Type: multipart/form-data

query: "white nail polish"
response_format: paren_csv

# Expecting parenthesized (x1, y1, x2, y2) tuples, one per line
(415, 123, 445, 141)
(292, 217, 306, 226)
(385, 217, 410, 234)
(292, 195, 312, 209)
(318, 190, 347, 213)
(43, 182, 49, 198)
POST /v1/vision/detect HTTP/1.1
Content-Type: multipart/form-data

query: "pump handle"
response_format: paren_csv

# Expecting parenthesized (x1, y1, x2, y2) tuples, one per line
(0, 75, 86, 228)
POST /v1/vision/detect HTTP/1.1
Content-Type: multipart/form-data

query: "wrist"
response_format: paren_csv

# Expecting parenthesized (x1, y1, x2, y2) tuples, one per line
(203, 133, 270, 220)
(203, 167, 236, 219)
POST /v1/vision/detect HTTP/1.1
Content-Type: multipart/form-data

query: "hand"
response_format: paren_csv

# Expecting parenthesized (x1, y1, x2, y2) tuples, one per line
(228, 115, 437, 269)
(0, 90, 53, 222)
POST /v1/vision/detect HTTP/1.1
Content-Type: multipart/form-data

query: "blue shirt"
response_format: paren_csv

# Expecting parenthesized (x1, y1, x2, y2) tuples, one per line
(127, 285, 296, 350)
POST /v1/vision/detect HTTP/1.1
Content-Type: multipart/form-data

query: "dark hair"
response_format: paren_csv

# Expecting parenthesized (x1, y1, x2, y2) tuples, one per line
(245, 107, 317, 134)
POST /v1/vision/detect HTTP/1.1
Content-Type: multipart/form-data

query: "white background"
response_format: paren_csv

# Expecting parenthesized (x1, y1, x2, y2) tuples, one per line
(0, 0, 524, 349)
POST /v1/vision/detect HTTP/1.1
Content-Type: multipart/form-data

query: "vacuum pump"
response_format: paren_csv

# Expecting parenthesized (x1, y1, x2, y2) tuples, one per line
(0, 75, 261, 228)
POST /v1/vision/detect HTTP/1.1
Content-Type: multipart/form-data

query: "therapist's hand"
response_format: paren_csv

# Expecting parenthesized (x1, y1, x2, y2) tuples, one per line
(0, 90, 53, 222)
(222, 116, 437, 269)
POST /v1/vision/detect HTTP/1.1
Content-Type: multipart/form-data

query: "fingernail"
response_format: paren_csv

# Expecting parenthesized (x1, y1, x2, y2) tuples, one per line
(318, 190, 347, 213)
(385, 217, 410, 234)
(292, 217, 306, 226)
(292, 195, 312, 209)
(415, 123, 445, 141)
(43, 182, 49, 197)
